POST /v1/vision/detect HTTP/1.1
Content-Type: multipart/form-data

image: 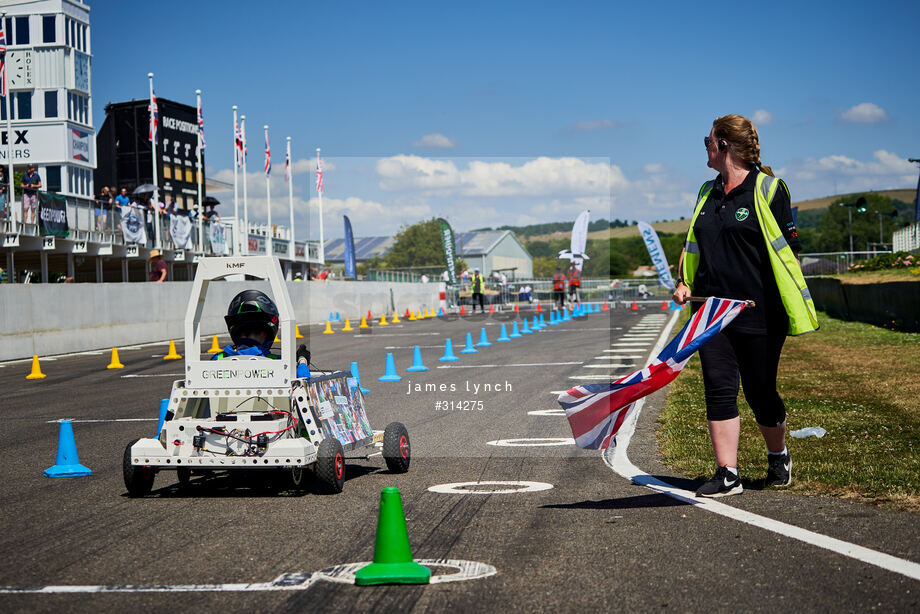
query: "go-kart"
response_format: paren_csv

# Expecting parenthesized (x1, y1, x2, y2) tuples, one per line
(123, 256, 411, 496)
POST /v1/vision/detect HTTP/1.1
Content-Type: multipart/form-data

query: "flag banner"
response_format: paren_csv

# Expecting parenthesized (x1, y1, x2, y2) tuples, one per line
(209, 221, 229, 255)
(316, 155, 324, 194)
(559, 297, 748, 449)
(0, 22, 6, 97)
(343, 215, 357, 279)
(558, 210, 590, 270)
(38, 192, 69, 238)
(264, 128, 271, 175)
(438, 218, 458, 286)
(149, 92, 159, 144)
(637, 221, 675, 291)
(234, 118, 242, 168)
(170, 214, 192, 249)
(197, 99, 206, 150)
(120, 205, 147, 244)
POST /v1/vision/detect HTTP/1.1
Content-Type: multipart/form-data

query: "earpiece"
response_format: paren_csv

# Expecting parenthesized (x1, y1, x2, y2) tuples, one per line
(717, 139, 727, 152)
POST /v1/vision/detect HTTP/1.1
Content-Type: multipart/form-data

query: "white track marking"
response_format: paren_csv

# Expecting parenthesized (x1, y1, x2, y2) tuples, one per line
(437, 361, 582, 369)
(0, 574, 320, 594)
(584, 364, 631, 368)
(594, 355, 640, 360)
(46, 418, 156, 424)
(384, 345, 445, 349)
(353, 332, 442, 337)
(611, 342, 650, 347)
(607, 309, 920, 583)
(568, 374, 615, 380)
(487, 437, 574, 447)
(121, 373, 183, 378)
(599, 352, 643, 357)
(527, 409, 566, 416)
(428, 481, 554, 494)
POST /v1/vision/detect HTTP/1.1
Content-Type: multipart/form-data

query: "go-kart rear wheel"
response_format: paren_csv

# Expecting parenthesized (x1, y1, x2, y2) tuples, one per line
(123, 438, 155, 497)
(176, 467, 191, 488)
(383, 422, 411, 473)
(316, 438, 345, 494)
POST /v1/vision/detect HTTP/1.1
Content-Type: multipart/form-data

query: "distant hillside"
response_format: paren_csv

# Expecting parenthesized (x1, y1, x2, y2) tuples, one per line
(521, 188, 916, 243)
(472, 218, 631, 238)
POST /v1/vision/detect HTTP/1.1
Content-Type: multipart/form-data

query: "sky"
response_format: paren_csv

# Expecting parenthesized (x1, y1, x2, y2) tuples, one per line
(88, 0, 920, 240)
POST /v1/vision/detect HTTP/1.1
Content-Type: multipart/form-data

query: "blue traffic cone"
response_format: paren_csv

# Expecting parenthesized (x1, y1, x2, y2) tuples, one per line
(461, 332, 478, 354)
(336, 312, 341, 321)
(563, 308, 571, 322)
(496, 324, 511, 342)
(531, 315, 542, 330)
(475, 327, 492, 347)
(438, 307, 445, 316)
(378, 353, 402, 382)
(521, 318, 532, 334)
(154, 398, 169, 437)
(539, 313, 546, 327)
(351, 361, 371, 394)
(329, 312, 335, 321)
(406, 346, 429, 372)
(439, 339, 459, 361)
(43, 420, 92, 477)
(509, 321, 522, 338)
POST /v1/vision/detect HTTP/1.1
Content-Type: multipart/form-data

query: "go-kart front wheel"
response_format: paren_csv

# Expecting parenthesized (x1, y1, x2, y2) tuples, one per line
(123, 439, 156, 497)
(383, 422, 411, 473)
(315, 438, 345, 494)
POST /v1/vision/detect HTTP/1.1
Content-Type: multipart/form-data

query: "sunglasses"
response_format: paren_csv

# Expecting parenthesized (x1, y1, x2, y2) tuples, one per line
(704, 136, 713, 148)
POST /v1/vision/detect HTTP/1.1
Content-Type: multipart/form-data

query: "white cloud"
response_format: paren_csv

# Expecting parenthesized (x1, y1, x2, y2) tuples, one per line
(752, 109, 773, 126)
(376, 155, 626, 197)
(779, 149, 916, 198)
(413, 133, 457, 148)
(839, 102, 889, 124)
(571, 119, 621, 132)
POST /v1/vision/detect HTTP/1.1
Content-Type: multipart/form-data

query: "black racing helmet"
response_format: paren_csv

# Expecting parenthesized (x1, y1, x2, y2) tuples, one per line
(225, 290, 279, 345)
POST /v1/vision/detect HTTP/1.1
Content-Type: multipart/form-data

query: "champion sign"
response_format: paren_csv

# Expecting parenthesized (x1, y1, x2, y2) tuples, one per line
(69, 128, 90, 162)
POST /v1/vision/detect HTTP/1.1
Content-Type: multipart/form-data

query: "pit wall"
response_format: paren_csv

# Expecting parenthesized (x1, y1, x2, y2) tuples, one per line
(0, 281, 440, 362)
(807, 277, 920, 333)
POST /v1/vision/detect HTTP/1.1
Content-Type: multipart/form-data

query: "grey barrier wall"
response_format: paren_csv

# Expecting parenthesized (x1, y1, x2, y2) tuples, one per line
(808, 277, 920, 332)
(0, 281, 441, 362)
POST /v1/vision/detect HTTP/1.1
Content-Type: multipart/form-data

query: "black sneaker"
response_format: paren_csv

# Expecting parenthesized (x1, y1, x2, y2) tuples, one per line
(696, 466, 743, 498)
(765, 452, 792, 488)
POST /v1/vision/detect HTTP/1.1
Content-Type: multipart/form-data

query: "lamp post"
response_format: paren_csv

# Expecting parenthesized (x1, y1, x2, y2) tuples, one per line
(909, 158, 920, 223)
(839, 197, 867, 252)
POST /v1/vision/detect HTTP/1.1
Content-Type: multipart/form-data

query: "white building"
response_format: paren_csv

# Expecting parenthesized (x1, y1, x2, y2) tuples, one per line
(1, 0, 94, 221)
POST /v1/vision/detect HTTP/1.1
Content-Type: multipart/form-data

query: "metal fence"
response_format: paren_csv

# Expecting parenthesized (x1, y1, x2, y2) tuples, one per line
(799, 251, 893, 275)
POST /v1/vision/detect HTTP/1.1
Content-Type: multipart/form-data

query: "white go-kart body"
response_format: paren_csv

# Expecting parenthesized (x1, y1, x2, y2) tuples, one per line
(123, 256, 410, 496)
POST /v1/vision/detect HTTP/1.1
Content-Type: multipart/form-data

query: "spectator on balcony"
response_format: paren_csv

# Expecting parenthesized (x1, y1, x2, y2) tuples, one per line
(21, 164, 42, 225)
(114, 187, 130, 214)
(161, 195, 176, 243)
(95, 187, 112, 233)
(0, 167, 8, 221)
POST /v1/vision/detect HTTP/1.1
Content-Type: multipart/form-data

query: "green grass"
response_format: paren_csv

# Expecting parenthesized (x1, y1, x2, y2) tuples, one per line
(658, 311, 920, 510)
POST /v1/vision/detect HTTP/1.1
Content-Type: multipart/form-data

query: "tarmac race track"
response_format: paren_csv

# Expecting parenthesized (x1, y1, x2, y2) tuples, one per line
(1, 305, 918, 613)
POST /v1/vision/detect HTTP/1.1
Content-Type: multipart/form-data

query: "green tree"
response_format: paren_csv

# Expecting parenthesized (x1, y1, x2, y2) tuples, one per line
(383, 218, 446, 268)
(815, 194, 901, 252)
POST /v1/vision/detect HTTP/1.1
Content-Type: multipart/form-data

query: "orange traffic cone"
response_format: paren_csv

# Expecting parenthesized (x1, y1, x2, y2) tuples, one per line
(536, 303, 542, 313)
(630, 301, 638, 311)
(26, 355, 46, 380)
(164, 340, 182, 360)
(602, 301, 609, 311)
(661, 301, 668, 309)
(460, 306, 466, 315)
(106, 347, 124, 369)
(367, 309, 373, 320)
(489, 304, 495, 313)
(404, 308, 411, 319)
(513, 304, 519, 313)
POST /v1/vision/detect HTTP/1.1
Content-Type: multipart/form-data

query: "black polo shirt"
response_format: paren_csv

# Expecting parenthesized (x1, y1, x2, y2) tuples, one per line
(692, 169, 800, 334)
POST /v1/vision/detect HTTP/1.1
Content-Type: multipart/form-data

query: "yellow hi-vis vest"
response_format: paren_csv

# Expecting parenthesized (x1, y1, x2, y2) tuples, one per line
(681, 172, 819, 335)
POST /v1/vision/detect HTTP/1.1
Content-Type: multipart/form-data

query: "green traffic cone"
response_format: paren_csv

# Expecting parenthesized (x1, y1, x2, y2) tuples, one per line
(355, 487, 431, 585)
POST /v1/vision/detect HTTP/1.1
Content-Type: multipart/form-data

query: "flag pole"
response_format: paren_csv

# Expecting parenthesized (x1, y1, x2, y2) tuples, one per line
(264, 125, 272, 257)
(1, 11, 15, 229)
(148, 72, 161, 249)
(195, 89, 204, 253)
(286, 136, 294, 261)
(232, 105, 239, 255)
(241, 114, 249, 254)
(317, 147, 325, 266)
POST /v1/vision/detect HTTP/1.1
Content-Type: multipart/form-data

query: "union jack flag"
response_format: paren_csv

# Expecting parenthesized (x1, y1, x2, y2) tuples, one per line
(148, 92, 159, 144)
(264, 128, 271, 175)
(315, 154, 324, 194)
(237, 118, 247, 167)
(559, 297, 748, 449)
(197, 98, 205, 150)
(0, 23, 6, 97)
(285, 149, 290, 183)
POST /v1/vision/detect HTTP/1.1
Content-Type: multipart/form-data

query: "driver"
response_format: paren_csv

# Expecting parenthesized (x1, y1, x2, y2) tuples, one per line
(212, 289, 311, 378)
